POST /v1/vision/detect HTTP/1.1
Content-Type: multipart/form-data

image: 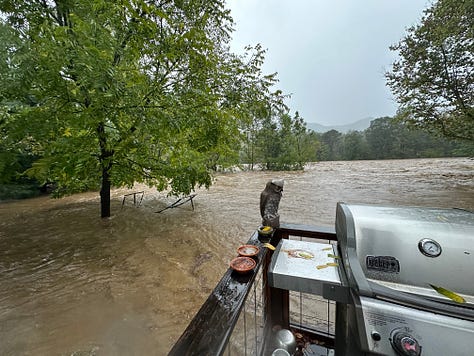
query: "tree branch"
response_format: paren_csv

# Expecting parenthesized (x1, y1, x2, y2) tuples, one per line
(439, 45, 469, 116)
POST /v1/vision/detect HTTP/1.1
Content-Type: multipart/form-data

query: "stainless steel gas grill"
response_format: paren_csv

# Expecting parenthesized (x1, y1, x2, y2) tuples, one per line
(268, 203, 474, 355)
(334, 203, 474, 356)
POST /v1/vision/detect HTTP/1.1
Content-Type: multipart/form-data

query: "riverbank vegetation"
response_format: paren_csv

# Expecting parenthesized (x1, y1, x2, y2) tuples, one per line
(314, 117, 473, 162)
(239, 114, 472, 167)
(0, 0, 286, 216)
(386, 0, 473, 142)
(1, 0, 473, 214)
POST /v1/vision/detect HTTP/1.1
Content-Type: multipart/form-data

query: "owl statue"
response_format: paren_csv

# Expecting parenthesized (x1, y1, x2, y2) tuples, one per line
(260, 179, 284, 228)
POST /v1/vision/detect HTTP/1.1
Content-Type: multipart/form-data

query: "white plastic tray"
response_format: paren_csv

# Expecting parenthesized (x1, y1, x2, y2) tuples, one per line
(268, 239, 342, 295)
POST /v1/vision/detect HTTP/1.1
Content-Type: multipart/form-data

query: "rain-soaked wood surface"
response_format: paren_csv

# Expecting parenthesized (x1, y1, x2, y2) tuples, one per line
(168, 230, 266, 356)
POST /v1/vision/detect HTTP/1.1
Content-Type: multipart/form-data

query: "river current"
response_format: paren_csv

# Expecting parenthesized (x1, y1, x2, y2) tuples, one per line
(0, 158, 473, 355)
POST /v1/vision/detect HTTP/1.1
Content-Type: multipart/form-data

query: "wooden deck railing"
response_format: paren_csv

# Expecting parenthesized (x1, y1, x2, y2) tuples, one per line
(168, 224, 337, 356)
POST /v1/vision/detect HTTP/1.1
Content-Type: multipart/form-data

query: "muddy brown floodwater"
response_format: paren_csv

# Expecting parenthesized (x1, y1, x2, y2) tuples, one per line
(0, 158, 473, 355)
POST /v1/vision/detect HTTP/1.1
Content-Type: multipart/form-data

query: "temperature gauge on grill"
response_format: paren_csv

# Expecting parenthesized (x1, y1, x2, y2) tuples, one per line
(418, 238, 442, 257)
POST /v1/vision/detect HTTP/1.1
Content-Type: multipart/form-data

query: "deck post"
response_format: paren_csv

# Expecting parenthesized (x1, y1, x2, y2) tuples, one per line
(261, 229, 290, 353)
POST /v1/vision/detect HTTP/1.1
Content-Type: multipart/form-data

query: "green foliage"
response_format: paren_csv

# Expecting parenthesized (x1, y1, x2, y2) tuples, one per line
(386, 0, 474, 141)
(342, 131, 369, 160)
(0, 183, 41, 200)
(241, 111, 319, 170)
(314, 116, 472, 161)
(365, 117, 467, 159)
(0, 0, 284, 216)
(235, 44, 289, 170)
(365, 117, 401, 159)
(318, 130, 343, 161)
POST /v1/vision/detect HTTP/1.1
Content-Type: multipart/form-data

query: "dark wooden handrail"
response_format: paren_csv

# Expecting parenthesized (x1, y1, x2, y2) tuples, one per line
(277, 223, 336, 241)
(168, 224, 337, 356)
(168, 231, 268, 356)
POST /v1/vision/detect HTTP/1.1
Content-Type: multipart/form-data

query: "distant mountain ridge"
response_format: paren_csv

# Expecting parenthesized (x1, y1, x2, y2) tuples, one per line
(306, 117, 374, 133)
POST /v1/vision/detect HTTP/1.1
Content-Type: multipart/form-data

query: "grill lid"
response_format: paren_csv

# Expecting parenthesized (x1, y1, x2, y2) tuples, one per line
(336, 203, 474, 306)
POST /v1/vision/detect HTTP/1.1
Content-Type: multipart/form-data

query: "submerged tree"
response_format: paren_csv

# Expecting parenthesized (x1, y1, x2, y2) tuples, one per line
(253, 111, 318, 170)
(386, 0, 474, 141)
(0, 0, 282, 217)
(277, 111, 318, 170)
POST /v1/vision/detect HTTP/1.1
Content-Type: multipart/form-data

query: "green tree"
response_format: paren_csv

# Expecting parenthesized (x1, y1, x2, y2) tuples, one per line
(238, 46, 286, 170)
(240, 117, 260, 169)
(386, 0, 474, 141)
(276, 112, 296, 169)
(0, 0, 281, 217)
(319, 129, 343, 161)
(288, 112, 319, 168)
(254, 111, 318, 170)
(363, 116, 466, 159)
(256, 115, 281, 170)
(365, 117, 401, 159)
(341, 131, 368, 160)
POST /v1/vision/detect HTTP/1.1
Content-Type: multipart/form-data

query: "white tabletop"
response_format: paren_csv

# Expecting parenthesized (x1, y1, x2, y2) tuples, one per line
(268, 239, 342, 295)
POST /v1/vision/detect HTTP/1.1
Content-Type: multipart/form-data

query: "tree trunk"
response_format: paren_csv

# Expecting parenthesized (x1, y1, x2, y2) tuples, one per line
(100, 166, 111, 218)
(98, 122, 113, 218)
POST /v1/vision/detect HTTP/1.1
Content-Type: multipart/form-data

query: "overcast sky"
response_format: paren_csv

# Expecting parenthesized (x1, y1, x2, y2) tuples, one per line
(227, 0, 431, 125)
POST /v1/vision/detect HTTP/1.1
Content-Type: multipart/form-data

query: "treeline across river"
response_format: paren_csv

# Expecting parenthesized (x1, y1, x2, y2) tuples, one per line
(2, 115, 473, 201)
(316, 117, 473, 161)
(240, 115, 473, 170)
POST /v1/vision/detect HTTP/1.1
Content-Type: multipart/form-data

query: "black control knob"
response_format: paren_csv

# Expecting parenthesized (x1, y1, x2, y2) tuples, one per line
(390, 331, 421, 356)
(371, 331, 381, 341)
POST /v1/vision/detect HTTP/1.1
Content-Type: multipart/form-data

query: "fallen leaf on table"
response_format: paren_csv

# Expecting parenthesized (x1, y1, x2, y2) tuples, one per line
(429, 284, 465, 303)
(264, 243, 276, 251)
(316, 265, 329, 269)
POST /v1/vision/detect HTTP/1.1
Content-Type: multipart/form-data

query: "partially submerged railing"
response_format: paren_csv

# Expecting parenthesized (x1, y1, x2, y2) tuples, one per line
(121, 191, 144, 208)
(169, 224, 337, 356)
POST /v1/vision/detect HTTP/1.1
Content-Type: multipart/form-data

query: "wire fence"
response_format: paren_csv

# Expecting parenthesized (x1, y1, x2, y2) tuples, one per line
(224, 266, 266, 355)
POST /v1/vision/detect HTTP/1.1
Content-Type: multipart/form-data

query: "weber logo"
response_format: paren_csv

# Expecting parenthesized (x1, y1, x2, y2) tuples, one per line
(366, 255, 400, 273)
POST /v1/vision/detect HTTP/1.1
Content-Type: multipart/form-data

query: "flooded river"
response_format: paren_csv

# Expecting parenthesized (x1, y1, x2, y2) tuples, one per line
(0, 158, 473, 355)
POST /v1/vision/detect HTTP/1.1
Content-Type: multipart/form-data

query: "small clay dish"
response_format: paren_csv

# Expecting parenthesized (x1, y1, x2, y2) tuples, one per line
(230, 256, 256, 274)
(237, 244, 260, 257)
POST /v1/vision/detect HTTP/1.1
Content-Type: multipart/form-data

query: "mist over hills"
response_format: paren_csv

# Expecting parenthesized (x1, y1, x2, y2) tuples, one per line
(306, 117, 374, 133)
